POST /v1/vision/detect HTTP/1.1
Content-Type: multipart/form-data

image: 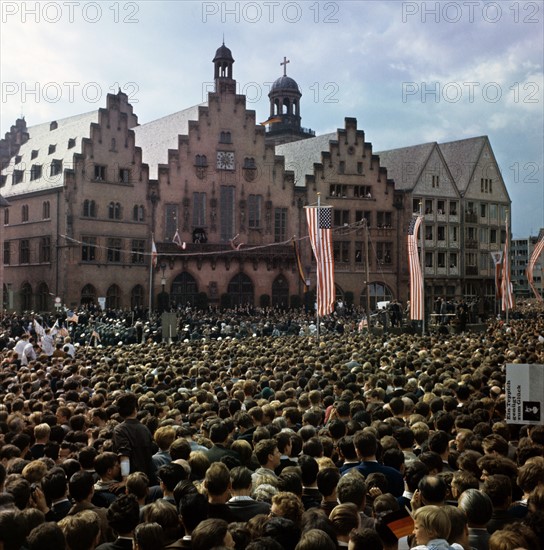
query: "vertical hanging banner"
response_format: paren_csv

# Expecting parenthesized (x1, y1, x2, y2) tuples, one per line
(305, 205, 335, 316)
(506, 364, 544, 425)
(407, 215, 424, 321)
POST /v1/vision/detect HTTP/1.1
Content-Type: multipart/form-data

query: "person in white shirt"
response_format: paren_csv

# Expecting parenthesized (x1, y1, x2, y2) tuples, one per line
(40, 328, 55, 356)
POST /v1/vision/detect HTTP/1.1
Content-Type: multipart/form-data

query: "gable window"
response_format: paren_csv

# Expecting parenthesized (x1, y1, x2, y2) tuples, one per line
(22, 205, 29, 222)
(48, 144, 56, 154)
(31, 150, 39, 160)
(94, 165, 106, 181)
(431, 175, 439, 188)
(195, 154, 208, 167)
(30, 165, 42, 181)
(42, 201, 50, 220)
(50, 159, 62, 176)
(68, 138, 76, 149)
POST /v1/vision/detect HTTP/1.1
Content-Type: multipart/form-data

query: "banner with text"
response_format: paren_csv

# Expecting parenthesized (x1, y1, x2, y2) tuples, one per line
(506, 363, 544, 425)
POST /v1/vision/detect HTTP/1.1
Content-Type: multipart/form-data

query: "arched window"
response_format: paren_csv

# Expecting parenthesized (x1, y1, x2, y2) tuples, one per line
(106, 284, 121, 310)
(282, 98, 290, 115)
(227, 273, 254, 307)
(131, 285, 144, 308)
(272, 275, 289, 309)
(42, 201, 50, 219)
(36, 282, 50, 312)
(20, 282, 32, 312)
(81, 284, 97, 307)
(108, 202, 121, 220)
(171, 272, 198, 307)
(360, 282, 393, 312)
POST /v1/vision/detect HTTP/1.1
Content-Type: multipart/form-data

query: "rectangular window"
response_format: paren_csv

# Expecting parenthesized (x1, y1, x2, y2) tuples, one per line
(480, 203, 487, 217)
(50, 159, 62, 177)
(131, 240, 145, 264)
(193, 192, 206, 227)
(490, 229, 497, 244)
(353, 185, 372, 198)
(489, 204, 497, 219)
(39, 237, 51, 263)
(376, 211, 392, 228)
(357, 162, 363, 175)
(466, 252, 477, 266)
(437, 252, 446, 268)
(449, 253, 458, 268)
(165, 204, 179, 241)
(334, 210, 350, 227)
(425, 199, 433, 214)
(0, 175, 6, 188)
(479, 227, 488, 243)
(450, 226, 458, 242)
(499, 205, 507, 222)
(425, 225, 433, 240)
(432, 175, 439, 188)
(248, 194, 262, 229)
(437, 200, 445, 214)
(30, 164, 42, 181)
(94, 165, 106, 181)
(333, 241, 350, 263)
(274, 208, 287, 243)
(425, 252, 433, 267)
(480, 252, 488, 270)
(355, 210, 371, 227)
(377, 242, 392, 264)
(437, 226, 446, 241)
(467, 227, 476, 240)
(338, 161, 345, 174)
(449, 201, 458, 216)
(220, 186, 235, 242)
(20, 239, 30, 264)
(107, 238, 122, 263)
(82, 237, 97, 262)
(413, 198, 421, 213)
(3, 241, 10, 265)
(329, 184, 347, 197)
(355, 242, 364, 264)
(119, 168, 130, 183)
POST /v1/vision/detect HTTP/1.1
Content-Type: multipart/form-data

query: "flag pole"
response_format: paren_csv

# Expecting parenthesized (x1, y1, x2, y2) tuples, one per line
(148, 234, 154, 319)
(316, 193, 321, 340)
(419, 202, 425, 335)
(505, 210, 509, 325)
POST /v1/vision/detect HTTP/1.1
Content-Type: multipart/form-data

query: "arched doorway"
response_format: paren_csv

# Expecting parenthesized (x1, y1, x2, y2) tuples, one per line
(106, 284, 121, 310)
(361, 282, 393, 312)
(20, 282, 32, 312)
(81, 284, 97, 307)
(36, 282, 50, 312)
(171, 272, 198, 306)
(228, 273, 254, 307)
(131, 285, 144, 309)
(272, 274, 289, 308)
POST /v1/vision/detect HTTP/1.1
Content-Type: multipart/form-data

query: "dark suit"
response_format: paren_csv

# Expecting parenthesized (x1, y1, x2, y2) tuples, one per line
(352, 461, 404, 497)
(228, 498, 271, 521)
(96, 538, 134, 550)
(113, 418, 156, 481)
(50, 499, 72, 521)
(205, 444, 240, 465)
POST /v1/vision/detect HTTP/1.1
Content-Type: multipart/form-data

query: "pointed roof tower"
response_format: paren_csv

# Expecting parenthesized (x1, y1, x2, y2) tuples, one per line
(213, 41, 236, 95)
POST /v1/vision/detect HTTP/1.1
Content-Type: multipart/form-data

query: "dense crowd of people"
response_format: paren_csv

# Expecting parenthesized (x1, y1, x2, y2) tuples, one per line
(0, 306, 543, 550)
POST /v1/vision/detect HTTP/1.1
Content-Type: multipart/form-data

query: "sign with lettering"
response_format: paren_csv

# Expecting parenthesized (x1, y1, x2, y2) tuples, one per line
(506, 364, 544, 425)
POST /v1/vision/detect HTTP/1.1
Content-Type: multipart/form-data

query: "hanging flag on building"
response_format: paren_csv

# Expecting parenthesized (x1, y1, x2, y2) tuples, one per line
(305, 205, 335, 316)
(490, 250, 503, 300)
(527, 234, 544, 302)
(151, 238, 158, 268)
(501, 217, 515, 311)
(292, 237, 308, 290)
(407, 215, 424, 321)
(172, 229, 186, 249)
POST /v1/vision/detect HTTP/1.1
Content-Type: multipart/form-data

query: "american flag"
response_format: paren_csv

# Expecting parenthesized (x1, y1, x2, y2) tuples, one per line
(305, 206, 335, 316)
(501, 217, 515, 311)
(407, 215, 424, 321)
(527, 234, 544, 302)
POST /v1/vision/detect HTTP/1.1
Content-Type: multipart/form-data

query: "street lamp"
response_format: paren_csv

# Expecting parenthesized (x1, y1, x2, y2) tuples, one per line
(160, 263, 167, 292)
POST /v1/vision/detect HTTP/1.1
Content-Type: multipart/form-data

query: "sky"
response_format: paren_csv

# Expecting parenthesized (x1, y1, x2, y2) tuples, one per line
(1, 0, 543, 238)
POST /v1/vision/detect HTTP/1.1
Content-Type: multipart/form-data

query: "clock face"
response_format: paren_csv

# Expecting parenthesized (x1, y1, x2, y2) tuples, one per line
(217, 151, 235, 170)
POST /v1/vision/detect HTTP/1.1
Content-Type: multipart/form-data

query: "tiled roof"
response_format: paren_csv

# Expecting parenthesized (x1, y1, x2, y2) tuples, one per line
(276, 133, 337, 186)
(0, 111, 99, 197)
(133, 104, 206, 179)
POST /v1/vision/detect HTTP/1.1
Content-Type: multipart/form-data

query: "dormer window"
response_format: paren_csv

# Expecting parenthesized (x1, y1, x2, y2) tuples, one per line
(68, 138, 76, 149)
(31, 150, 39, 160)
(15, 155, 22, 164)
(50, 121, 58, 131)
(30, 165, 42, 181)
(50, 159, 62, 177)
(48, 144, 56, 154)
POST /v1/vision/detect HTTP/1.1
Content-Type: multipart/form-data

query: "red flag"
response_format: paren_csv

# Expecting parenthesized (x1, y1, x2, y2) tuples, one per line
(407, 215, 424, 321)
(527, 234, 544, 302)
(501, 218, 515, 311)
(151, 239, 158, 268)
(305, 206, 335, 316)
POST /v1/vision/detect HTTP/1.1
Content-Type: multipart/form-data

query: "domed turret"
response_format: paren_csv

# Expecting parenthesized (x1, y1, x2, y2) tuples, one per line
(270, 75, 300, 93)
(213, 41, 235, 94)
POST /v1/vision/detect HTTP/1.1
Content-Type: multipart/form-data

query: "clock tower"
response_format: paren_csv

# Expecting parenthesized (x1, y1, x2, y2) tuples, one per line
(213, 41, 236, 95)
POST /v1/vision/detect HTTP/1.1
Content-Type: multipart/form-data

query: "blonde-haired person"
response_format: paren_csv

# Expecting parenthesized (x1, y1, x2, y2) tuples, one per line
(412, 505, 453, 550)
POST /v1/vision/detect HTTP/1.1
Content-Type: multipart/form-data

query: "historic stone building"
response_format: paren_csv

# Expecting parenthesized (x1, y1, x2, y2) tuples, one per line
(0, 43, 512, 315)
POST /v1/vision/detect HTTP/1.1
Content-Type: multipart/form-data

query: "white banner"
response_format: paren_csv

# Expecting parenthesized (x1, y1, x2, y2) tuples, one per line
(506, 363, 544, 425)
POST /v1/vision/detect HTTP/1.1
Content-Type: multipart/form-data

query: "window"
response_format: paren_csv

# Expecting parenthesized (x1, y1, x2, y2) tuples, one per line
(243, 157, 256, 169)
(425, 252, 433, 267)
(119, 168, 130, 183)
(82, 237, 97, 262)
(479, 227, 487, 243)
(15, 155, 21, 164)
(30, 165, 42, 181)
(413, 199, 421, 213)
(432, 175, 439, 187)
(195, 154, 208, 167)
(13, 170, 24, 184)
(94, 165, 106, 181)
(467, 227, 476, 240)
(248, 194, 262, 229)
(355, 210, 371, 227)
(357, 162, 363, 175)
(83, 200, 97, 218)
(48, 144, 56, 154)
(220, 186, 235, 242)
(39, 237, 51, 263)
(334, 241, 350, 263)
(50, 121, 57, 131)
(68, 138, 76, 149)
(165, 204, 179, 241)
(50, 159, 62, 176)
(131, 285, 144, 308)
(480, 253, 488, 270)
(425, 225, 433, 240)
(193, 193, 206, 227)
(22, 205, 29, 222)
(42, 201, 50, 219)
(20, 239, 30, 264)
(107, 238, 122, 262)
(466, 252, 477, 266)
(219, 131, 232, 144)
(437, 226, 446, 241)
(481, 178, 492, 193)
(437, 200, 445, 214)
(354, 185, 372, 198)
(450, 226, 458, 242)
(338, 161, 345, 174)
(330, 184, 347, 197)
(3, 241, 10, 265)
(449, 201, 458, 216)
(354, 242, 364, 263)
(0, 175, 6, 187)
(131, 240, 145, 264)
(480, 203, 487, 217)
(133, 205, 145, 222)
(425, 199, 433, 214)
(377, 242, 392, 264)
(499, 205, 507, 222)
(376, 211, 392, 228)
(4, 209, 9, 225)
(490, 229, 497, 244)
(106, 284, 121, 309)
(31, 150, 38, 159)
(437, 252, 446, 268)
(449, 253, 458, 268)
(108, 202, 121, 220)
(489, 204, 497, 220)
(274, 208, 287, 243)
(334, 210, 350, 227)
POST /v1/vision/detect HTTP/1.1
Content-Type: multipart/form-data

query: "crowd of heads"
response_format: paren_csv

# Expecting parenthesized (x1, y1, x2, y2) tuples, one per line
(0, 309, 544, 549)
